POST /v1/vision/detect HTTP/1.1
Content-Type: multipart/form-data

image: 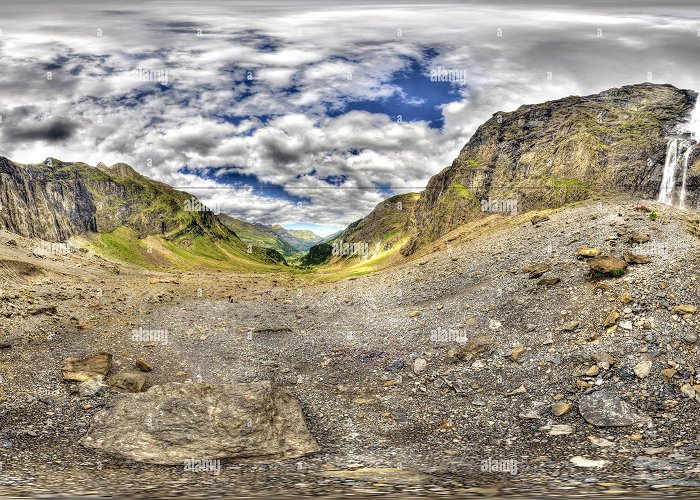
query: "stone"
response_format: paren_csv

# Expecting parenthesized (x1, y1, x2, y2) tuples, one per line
(385, 360, 406, 372)
(413, 358, 427, 375)
(523, 263, 550, 279)
(537, 277, 560, 286)
(135, 358, 153, 372)
(570, 456, 607, 468)
(683, 333, 698, 344)
(78, 378, 108, 398)
(80, 381, 320, 464)
(578, 391, 648, 427)
(620, 291, 633, 304)
(531, 215, 550, 225)
(589, 256, 628, 276)
(633, 359, 652, 379)
(447, 335, 493, 363)
(551, 402, 572, 416)
(629, 232, 650, 244)
(62, 352, 112, 382)
(408, 311, 421, 318)
(619, 320, 633, 331)
(680, 384, 696, 399)
(577, 247, 601, 258)
(592, 352, 615, 370)
(660, 368, 677, 382)
(107, 370, 147, 393)
(509, 345, 525, 362)
(672, 305, 697, 316)
(585, 365, 600, 377)
(562, 320, 579, 331)
(506, 384, 526, 396)
(549, 424, 574, 435)
(603, 310, 620, 328)
(623, 252, 652, 264)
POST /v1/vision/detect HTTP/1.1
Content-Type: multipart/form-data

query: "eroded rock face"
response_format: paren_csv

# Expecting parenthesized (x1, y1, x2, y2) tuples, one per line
(578, 391, 648, 427)
(79, 381, 320, 464)
(403, 83, 698, 254)
(62, 353, 112, 382)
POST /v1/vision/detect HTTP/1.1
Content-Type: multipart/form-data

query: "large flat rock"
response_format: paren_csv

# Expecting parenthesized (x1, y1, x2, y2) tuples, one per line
(578, 391, 648, 427)
(80, 381, 320, 464)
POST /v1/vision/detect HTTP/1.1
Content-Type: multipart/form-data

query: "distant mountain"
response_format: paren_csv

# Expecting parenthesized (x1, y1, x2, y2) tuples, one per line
(0, 157, 286, 270)
(268, 225, 323, 251)
(301, 193, 419, 266)
(218, 215, 300, 257)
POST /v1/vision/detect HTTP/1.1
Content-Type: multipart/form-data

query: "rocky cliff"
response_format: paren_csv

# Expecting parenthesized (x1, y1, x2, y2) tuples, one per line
(403, 83, 699, 254)
(0, 156, 286, 267)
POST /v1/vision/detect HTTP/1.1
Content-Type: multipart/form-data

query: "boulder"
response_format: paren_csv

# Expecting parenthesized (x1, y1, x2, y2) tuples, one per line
(107, 369, 147, 392)
(577, 247, 601, 258)
(79, 378, 108, 397)
(79, 381, 320, 464)
(62, 352, 112, 382)
(588, 256, 628, 276)
(578, 391, 647, 427)
(672, 304, 697, 316)
(623, 252, 652, 264)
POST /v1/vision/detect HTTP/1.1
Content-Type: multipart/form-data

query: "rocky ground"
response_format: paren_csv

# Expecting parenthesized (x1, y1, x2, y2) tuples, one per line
(1, 197, 700, 498)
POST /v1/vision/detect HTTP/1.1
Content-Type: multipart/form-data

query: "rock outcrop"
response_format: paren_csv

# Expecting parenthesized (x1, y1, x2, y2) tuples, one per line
(79, 381, 321, 464)
(402, 83, 698, 254)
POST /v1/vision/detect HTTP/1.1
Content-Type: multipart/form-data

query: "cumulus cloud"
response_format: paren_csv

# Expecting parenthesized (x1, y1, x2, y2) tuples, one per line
(0, 0, 699, 228)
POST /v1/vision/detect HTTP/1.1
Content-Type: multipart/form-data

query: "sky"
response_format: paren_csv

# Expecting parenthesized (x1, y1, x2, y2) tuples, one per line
(1, 1, 700, 235)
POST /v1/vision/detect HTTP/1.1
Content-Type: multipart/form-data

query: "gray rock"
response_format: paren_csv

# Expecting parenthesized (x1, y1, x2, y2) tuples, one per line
(78, 378, 108, 397)
(80, 381, 320, 464)
(107, 369, 147, 393)
(578, 391, 648, 427)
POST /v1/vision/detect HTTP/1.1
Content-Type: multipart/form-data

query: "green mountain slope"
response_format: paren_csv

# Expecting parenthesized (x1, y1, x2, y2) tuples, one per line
(218, 214, 300, 257)
(301, 192, 419, 267)
(0, 157, 286, 271)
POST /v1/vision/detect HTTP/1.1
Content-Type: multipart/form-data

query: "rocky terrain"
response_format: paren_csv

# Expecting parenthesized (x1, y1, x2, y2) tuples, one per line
(1, 195, 700, 497)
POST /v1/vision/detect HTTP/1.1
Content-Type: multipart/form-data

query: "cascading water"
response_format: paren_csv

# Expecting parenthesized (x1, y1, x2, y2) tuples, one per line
(658, 100, 700, 208)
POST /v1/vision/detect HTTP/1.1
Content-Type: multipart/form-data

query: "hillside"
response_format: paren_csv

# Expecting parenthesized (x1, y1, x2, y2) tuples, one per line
(0, 157, 286, 270)
(268, 225, 322, 251)
(218, 214, 301, 257)
(301, 192, 419, 267)
(402, 83, 699, 254)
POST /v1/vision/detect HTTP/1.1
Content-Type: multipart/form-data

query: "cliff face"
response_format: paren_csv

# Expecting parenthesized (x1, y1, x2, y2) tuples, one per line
(0, 156, 286, 267)
(0, 157, 99, 241)
(403, 83, 699, 254)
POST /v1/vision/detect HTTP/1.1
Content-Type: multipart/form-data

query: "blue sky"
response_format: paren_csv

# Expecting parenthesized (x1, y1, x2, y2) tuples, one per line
(2, 1, 700, 231)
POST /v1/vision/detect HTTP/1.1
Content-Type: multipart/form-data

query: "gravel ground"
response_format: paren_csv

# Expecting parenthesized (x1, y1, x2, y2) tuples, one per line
(1, 197, 700, 498)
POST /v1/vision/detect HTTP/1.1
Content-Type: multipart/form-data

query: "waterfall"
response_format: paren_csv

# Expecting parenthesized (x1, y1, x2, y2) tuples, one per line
(679, 144, 693, 209)
(658, 99, 699, 207)
(659, 138, 681, 205)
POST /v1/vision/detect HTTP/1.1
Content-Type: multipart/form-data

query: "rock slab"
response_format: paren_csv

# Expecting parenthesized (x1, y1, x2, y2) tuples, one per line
(578, 391, 647, 427)
(80, 381, 320, 464)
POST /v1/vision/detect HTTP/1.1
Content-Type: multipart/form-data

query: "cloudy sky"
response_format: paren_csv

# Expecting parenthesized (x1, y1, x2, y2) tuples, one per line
(1, 1, 700, 234)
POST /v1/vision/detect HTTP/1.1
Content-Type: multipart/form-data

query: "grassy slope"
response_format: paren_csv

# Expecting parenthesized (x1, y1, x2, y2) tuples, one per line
(218, 215, 301, 258)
